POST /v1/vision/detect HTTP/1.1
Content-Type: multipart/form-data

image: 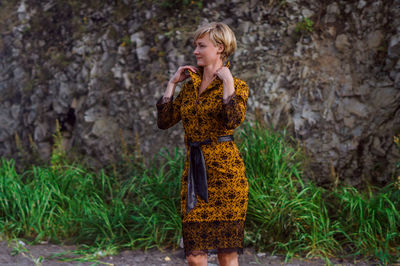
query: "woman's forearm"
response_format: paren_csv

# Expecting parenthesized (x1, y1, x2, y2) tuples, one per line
(222, 79, 235, 102)
(164, 82, 177, 98)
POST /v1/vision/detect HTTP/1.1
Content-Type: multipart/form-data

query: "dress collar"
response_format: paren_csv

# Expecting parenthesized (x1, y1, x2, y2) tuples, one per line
(188, 61, 231, 91)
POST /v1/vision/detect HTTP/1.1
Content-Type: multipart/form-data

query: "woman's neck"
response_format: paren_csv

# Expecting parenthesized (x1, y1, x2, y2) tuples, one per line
(202, 60, 223, 81)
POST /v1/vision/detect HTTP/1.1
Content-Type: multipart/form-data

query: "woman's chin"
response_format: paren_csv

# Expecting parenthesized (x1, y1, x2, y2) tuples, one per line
(196, 60, 205, 67)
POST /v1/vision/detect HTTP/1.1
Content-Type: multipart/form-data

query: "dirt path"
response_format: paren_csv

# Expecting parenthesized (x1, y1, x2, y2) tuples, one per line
(0, 240, 375, 266)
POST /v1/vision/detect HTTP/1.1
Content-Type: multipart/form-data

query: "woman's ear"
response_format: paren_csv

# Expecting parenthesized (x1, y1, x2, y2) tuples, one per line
(217, 43, 224, 54)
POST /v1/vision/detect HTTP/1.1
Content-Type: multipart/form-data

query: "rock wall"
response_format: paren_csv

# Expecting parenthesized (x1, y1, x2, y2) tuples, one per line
(0, 0, 399, 185)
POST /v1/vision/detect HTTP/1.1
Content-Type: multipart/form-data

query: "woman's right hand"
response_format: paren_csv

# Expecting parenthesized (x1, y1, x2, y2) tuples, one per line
(168, 65, 198, 84)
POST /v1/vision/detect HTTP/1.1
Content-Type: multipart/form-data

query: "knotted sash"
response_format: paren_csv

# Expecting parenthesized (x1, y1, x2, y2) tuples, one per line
(186, 135, 234, 214)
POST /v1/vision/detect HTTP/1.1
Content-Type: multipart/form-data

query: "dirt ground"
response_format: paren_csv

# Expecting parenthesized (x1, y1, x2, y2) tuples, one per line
(0, 240, 378, 266)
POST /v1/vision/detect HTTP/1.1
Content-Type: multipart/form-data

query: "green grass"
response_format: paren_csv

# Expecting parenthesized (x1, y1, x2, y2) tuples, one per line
(0, 148, 183, 251)
(238, 124, 343, 259)
(330, 185, 400, 262)
(0, 122, 399, 264)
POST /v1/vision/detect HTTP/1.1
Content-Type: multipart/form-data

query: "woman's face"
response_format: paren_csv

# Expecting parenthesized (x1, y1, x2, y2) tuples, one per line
(193, 34, 223, 67)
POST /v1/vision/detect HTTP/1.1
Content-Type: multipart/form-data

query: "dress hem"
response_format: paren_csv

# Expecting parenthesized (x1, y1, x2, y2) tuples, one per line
(185, 247, 244, 257)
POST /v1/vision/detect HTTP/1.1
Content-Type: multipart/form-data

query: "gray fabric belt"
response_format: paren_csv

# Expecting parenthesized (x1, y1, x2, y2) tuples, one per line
(186, 135, 234, 214)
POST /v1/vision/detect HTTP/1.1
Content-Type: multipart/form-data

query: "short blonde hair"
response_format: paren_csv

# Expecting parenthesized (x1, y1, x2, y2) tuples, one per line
(193, 22, 237, 62)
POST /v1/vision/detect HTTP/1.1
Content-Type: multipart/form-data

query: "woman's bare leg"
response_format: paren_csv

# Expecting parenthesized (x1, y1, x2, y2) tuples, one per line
(218, 251, 239, 266)
(186, 253, 208, 266)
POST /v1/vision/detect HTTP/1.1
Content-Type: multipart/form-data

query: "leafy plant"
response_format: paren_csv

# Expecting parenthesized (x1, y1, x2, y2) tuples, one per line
(296, 17, 314, 34)
(50, 120, 67, 169)
(395, 134, 400, 169)
(395, 134, 400, 191)
(158, 0, 203, 9)
(120, 35, 132, 47)
(10, 239, 43, 265)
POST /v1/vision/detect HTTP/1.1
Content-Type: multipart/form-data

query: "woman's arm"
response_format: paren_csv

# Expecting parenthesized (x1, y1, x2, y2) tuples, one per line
(216, 67, 249, 130)
(221, 79, 249, 130)
(156, 86, 184, 129)
(156, 65, 197, 129)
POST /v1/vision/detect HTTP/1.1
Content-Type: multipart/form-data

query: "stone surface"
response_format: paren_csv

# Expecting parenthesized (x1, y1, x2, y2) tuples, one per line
(335, 34, 351, 52)
(388, 34, 400, 59)
(367, 30, 384, 49)
(0, 0, 399, 185)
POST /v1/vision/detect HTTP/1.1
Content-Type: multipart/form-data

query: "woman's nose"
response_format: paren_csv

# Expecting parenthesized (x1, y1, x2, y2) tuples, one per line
(193, 47, 199, 55)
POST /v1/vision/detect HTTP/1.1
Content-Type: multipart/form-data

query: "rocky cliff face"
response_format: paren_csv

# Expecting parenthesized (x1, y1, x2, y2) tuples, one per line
(0, 0, 399, 185)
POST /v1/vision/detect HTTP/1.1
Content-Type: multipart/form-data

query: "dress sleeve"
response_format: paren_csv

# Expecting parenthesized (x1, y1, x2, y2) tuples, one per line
(156, 83, 186, 130)
(221, 79, 249, 130)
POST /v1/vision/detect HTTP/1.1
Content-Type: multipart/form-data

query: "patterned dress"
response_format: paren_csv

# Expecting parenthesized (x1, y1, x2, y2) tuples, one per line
(156, 65, 249, 256)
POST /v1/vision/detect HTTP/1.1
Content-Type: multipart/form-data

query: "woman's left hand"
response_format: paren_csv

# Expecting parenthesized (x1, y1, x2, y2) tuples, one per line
(216, 67, 235, 101)
(215, 67, 234, 85)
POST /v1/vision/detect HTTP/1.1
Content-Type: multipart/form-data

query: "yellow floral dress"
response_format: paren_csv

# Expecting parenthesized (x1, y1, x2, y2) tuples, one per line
(156, 65, 249, 256)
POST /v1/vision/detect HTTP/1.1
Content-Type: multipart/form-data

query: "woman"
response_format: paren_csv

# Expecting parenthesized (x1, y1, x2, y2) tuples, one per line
(156, 22, 249, 266)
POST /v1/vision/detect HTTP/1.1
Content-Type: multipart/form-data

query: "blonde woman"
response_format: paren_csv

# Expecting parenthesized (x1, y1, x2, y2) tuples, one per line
(157, 22, 249, 266)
